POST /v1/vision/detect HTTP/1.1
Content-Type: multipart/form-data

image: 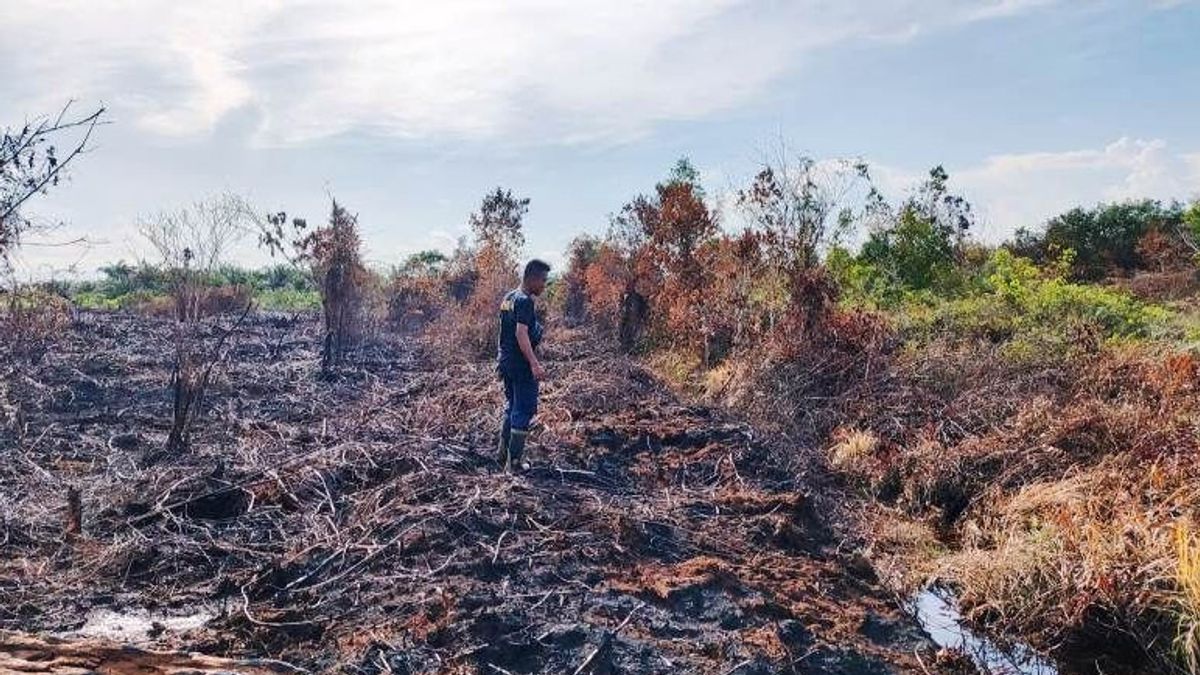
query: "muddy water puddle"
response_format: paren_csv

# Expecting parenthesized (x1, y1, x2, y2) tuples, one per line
(911, 587, 1058, 674)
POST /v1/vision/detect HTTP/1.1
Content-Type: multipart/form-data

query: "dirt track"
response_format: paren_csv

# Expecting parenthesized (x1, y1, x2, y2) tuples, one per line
(1, 311, 944, 673)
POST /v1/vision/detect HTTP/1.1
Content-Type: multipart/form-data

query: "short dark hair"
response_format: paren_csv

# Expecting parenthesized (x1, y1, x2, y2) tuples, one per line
(523, 259, 551, 280)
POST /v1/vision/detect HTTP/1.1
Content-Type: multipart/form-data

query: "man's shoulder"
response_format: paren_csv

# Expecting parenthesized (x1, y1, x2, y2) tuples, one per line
(500, 288, 529, 313)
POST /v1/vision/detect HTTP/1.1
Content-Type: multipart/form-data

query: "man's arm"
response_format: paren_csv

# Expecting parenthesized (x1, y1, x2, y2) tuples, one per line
(516, 323, 545, 380)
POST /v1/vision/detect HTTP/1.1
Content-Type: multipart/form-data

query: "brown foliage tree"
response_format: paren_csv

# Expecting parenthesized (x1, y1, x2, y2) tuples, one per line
(1136, 226, 1191, 273)
(561, 235, 599, 326)
(429, 189, 530, 360)
(573, 152, 884, 367)
(701, 230, 769, 362)
(606, 159, 720, 354)
(471, 187, 529, 269)
(304, 201, 369, 373)
(259, 200, 372, 374)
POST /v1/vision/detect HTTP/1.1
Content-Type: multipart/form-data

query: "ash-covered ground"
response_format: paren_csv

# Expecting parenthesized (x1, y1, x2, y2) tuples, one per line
(1, 311, 946, 673)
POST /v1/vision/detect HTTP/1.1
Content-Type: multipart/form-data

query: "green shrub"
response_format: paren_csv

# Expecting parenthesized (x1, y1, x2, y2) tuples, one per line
(67, 261, 319, 312)
(71, 291, 123, 310)
(858, 209, 959, 296)
(255, 288, 321, 311)
(898, 249, 1172, 346)
(1013, 200, 1186, 280)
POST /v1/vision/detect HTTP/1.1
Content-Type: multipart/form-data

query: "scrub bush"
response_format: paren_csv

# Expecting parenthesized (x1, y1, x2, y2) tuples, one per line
(900, 249, 1172, 347)
(428, 187, 527, 362)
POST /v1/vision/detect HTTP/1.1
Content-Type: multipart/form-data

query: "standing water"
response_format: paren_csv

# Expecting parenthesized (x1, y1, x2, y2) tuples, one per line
(910, 587, 1059, 675)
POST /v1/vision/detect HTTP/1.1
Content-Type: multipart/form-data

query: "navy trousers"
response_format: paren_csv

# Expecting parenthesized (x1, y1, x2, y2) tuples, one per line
(501, 367, 539, 432)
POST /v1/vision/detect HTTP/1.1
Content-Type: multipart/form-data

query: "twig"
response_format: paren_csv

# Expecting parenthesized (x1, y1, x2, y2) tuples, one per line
(240, 586, 319, 628)
(491, 530, 509, 565)
(572, 601, 645, 675)
(723, 660, 754, 675)
(913, 647, 934, 675)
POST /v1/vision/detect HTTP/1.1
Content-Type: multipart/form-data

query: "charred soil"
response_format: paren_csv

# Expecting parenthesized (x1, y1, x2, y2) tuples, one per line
(2, 311, 945, 673)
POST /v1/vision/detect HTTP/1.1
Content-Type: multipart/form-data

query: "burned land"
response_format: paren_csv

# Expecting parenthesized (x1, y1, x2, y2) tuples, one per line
(0, 311, 944, 674)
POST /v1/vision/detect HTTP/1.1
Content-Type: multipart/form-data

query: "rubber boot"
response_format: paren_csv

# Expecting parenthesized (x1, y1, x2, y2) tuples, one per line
(506, 429, 530, 473)
(497, 419, 511, 467)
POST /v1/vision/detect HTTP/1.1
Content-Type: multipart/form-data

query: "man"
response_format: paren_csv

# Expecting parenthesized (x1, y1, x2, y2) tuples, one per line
(497, 259, 550, 472)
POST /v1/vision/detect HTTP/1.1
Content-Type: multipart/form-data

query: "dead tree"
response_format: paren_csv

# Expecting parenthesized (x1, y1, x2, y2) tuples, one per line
(140, 194, 257, 457)
(618, 290, 648, 353)
(164, 302, 252, 454)
(64, 486, 81, 537)
(1, 102, 106, 268)
(258, 201, 367, 376)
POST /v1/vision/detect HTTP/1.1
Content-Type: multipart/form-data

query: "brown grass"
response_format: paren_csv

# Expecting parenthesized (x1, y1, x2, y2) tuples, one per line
(814, 335, 1200, 671)
(0, 287, 70, 364)
(828, 428, 880, 472)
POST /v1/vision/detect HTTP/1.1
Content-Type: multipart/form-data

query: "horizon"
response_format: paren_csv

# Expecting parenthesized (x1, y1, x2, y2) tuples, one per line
(3, 0, 1198, 279)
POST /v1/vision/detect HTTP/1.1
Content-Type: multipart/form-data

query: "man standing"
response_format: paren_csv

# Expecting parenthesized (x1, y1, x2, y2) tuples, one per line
(497, 259, 550, 472)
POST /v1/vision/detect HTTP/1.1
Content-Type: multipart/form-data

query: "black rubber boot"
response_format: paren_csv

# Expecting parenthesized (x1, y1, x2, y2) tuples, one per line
(506, 429, 529, 473)
(497, 419, 511, 467)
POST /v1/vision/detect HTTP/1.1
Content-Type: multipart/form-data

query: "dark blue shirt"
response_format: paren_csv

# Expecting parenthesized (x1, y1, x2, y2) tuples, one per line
(497, 288, 542, 373)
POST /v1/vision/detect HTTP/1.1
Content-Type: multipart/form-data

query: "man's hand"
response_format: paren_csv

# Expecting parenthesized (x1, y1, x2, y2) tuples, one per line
(516, 323, 544, 380)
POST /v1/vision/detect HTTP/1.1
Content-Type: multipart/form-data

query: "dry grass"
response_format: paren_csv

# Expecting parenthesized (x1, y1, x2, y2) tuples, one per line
(827, 428, 880, 472)
(0, 287, 70, 363)
(1176, 522, 1200, 671)
(815, 337, 1200, 672)
(684, 278, 1200, 671)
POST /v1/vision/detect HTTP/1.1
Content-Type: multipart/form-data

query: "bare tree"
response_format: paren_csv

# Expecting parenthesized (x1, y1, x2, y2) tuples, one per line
(737, 142, 878, 274)
(139, 193, 257, 322)
(1175, 201, 1200, 256)
(138, 193, 257, 457)
(736, 142, 881, 331)
(1, 102, 106, 268)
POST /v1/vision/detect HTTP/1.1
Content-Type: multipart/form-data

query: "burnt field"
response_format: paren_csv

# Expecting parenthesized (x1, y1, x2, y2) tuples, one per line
(1, 311, 941, 673)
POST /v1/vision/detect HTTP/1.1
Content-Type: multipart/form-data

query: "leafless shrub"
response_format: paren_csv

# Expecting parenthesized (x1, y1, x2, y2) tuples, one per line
(139, 193, 257, 456)
(138, 193, 256, 322)
(737, 146, 878, 275)
(162, 302, 252, 456)
(1, 102, 106, 270)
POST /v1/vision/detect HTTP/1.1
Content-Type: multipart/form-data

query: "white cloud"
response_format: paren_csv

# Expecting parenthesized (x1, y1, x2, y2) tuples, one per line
(885, 138, 1200, 241)
(1, 0, 1055, 146)
(1149, 0, 1197, 9)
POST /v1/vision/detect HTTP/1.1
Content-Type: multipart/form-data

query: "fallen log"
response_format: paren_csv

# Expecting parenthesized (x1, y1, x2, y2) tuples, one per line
(0, 631, 308, 674)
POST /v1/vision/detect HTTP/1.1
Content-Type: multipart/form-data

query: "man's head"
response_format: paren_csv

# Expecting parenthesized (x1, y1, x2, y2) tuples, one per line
(522, 259, 551, 296)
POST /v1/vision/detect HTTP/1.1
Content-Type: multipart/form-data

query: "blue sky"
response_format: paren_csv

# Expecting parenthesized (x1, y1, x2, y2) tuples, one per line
(2, 0, 1198, 277)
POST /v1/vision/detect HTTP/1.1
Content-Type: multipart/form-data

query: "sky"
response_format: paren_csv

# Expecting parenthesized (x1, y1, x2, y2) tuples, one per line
(2, 0, 1199, 277)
